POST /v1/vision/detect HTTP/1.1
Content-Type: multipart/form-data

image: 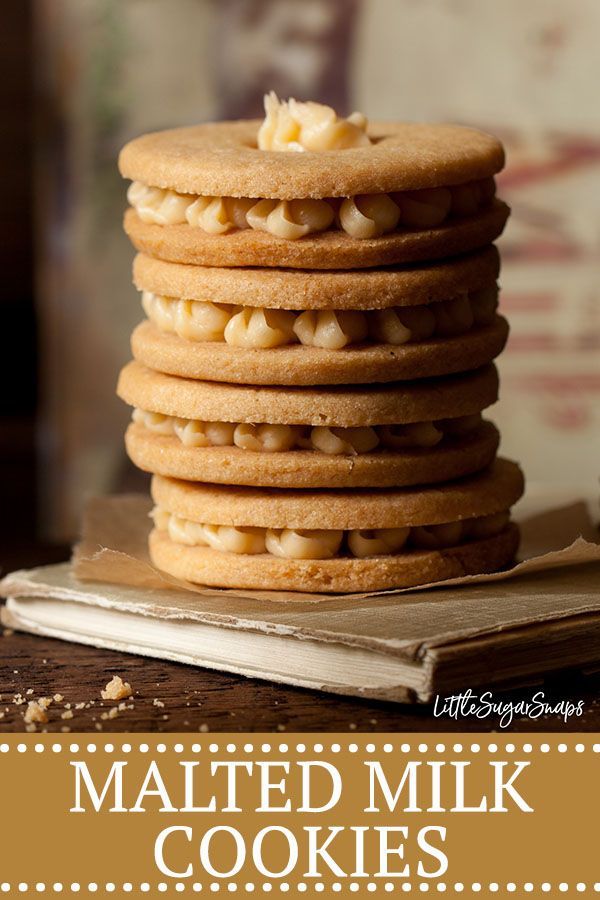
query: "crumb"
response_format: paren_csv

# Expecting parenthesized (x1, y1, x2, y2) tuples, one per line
(0, 713, 4, 719)
(42, 659, 47, 664)
(61, 710, 74, 720)
(183, 721, 190, 726)
(64, 703, 71, 710)
(101, 676, 132, 701)
(95, 722, 103, 731)
(26, 688, 34, 696)
(162, 714, 169, 721)
(199, 723, 209, 733)
(153, 699, 165, 708)
(24, 700, 49, 725)
(369, 718, 378, 725)
(101, 707, 119, 721)
(348, 723, 357, 731)
(25, 723, 37, 733)
(276, 724, 286, 732)
(13, 670, 18, 675)
(12, 694, 25, 706)
(38, 697, 52, 710)
(60, 726, 71, 733)
(53, 694, 64, 703)
(3, 628, 14, 637)
(75, 702, 85, 710)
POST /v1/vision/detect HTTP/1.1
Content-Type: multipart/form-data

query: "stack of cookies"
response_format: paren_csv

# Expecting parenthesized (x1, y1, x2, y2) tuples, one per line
(117, 95, 524, 593)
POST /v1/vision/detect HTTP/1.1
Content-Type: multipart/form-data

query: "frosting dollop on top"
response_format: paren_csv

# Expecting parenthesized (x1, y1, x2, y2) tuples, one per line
(258, 91, 371, 152)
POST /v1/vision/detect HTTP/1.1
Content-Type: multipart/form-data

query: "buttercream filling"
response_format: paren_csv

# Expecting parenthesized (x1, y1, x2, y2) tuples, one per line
(127, 177, 496, 241)
(133, 409, 482, 454)
(258, 92, 371, 152)
(152, 507, 511, 559)
(141, 285, 498, 350)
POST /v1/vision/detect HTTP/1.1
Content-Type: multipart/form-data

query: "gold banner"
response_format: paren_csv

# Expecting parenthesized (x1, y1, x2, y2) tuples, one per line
(0, 734, 597, 894)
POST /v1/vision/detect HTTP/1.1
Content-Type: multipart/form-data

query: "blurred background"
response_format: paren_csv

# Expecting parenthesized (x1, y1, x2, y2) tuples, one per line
(2, 0, 599, 554)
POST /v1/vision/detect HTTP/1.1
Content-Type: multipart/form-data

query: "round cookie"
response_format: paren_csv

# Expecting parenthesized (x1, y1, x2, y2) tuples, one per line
(133, 245, 500, 310)
(119, 120, 504, 199)
(151, 458, 524, 529)
(117, 361, 500, 426)
(124, 202, 509, 271)
(131, 316, 509, 385)
(125, 421, 499, 489)
(150, 526, 520, 593)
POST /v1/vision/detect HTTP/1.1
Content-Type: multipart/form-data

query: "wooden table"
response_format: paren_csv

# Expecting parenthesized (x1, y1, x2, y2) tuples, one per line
(2, 543, 599, 735)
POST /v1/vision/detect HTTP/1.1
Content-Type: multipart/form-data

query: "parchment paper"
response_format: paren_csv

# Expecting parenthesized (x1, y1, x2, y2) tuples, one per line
(71, 490, 600, 604)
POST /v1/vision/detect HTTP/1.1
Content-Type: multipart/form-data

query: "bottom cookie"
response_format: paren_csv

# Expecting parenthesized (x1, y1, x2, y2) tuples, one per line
(149, 523, 520, 594)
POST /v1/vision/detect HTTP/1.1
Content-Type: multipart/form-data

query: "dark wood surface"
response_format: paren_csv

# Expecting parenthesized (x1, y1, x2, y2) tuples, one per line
(2, 542, 600, 735)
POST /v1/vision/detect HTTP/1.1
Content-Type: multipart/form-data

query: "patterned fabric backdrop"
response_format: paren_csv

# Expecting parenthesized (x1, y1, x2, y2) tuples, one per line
(34, 0, 600, 538)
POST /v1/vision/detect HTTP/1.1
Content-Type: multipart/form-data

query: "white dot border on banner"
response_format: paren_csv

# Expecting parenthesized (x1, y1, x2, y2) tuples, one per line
(0, 742, 599, 755)
(0, 881, 599, 893)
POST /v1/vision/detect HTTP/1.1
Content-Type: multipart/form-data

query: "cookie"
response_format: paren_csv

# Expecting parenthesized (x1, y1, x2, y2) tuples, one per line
(152, 458, 522, 527)
(131, 316, 509, 385)
(119, 120, 504, 199)
(148, 458, 524, 592)
(132, 245, 500, 310)
(149, 526, 519, 593)
(117, 360, 499, 425)
(124, 202, 509, 270)
(125, 421, 499, 489)
(118, 360, 500, 488)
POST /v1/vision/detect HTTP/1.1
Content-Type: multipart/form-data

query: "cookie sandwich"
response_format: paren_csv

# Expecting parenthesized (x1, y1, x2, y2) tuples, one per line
(130, 245, 507, 385)
(148, 459, 524, 593)
(118, 361, 500, 490)
(120, 93, 509, 270)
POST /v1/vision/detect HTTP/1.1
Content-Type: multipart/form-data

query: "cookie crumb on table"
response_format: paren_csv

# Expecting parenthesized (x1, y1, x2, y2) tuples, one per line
(24, 700, 49, 725)
(101, 675, 133, 701)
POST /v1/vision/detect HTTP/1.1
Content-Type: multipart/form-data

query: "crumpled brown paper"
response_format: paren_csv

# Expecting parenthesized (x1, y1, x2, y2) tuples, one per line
(72, 490, 600, 603)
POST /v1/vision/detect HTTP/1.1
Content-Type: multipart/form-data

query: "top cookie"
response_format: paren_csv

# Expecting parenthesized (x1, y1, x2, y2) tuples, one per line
(119, 120, 503, 199)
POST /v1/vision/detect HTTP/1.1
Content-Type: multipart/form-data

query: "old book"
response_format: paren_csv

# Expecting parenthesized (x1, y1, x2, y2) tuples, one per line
(3, 556, 600, 703)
